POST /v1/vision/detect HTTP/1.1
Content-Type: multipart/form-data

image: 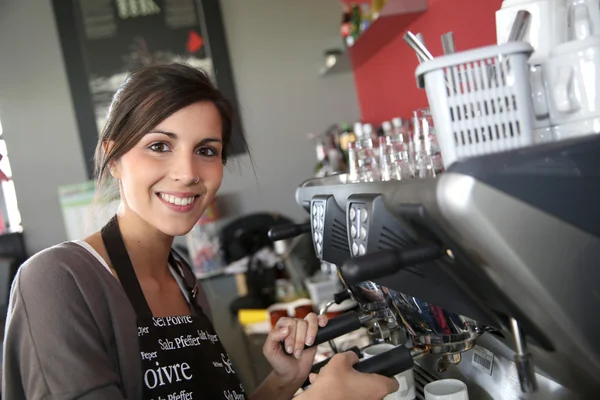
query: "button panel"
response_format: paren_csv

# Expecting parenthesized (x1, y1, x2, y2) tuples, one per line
(311, 200, 326, 257)
(348, 202, 369, 257)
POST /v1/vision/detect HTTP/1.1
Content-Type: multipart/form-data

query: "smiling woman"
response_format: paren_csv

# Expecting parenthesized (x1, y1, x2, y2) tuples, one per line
(1, 63, 327, 400)
(2, 62, 399, 400)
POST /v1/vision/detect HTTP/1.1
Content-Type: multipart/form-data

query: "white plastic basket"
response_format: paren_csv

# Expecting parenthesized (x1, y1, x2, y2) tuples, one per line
(416, 42, 535, 167)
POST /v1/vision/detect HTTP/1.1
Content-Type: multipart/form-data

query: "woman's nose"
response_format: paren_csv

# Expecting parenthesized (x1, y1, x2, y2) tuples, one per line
(169, 154, 199, 184)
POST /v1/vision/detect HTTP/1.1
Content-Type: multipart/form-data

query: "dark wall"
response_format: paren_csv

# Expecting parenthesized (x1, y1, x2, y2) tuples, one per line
(51, 0, 246, 178)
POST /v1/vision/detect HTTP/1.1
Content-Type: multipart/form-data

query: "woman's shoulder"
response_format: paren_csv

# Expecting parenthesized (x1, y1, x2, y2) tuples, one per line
(17, 241, 113, 293)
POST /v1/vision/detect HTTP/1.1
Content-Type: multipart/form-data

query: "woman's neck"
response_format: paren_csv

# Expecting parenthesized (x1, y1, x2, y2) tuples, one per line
(116, 208, 174, 280)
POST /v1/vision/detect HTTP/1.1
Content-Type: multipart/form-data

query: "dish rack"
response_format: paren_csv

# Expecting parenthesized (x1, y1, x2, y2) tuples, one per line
(416, 42, 535, 167)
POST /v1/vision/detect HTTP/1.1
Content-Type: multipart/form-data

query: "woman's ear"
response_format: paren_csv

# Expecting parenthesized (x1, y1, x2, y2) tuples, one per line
(108, 159, 123, 181)
(103, 140, 121, 180)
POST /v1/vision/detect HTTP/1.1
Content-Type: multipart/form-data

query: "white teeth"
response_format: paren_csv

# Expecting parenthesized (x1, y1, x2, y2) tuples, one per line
(160, 193, 196, 206)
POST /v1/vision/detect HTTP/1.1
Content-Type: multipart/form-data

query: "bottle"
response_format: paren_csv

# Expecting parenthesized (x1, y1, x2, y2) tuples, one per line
(360, 2, 372, 33)
(340, 5, 352, 46)
(326, 133, 345, 173)
(390, 118, 410, 172)
(347, 141, 360, 182)
(362, 123, 376, 148)
(338, 122, 354, 164)
(353, 121, 364, 143)
(391, 117, 409, 143)
(348, 4, 361, 46)
(371, 0, 387, 20)
(314, 138, 331, 177)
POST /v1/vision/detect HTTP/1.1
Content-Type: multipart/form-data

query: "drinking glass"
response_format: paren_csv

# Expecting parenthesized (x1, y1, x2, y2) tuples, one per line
(413, 108, 444, 178)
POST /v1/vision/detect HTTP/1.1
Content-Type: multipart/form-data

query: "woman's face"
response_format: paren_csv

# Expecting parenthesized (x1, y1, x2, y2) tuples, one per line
(113, 101, 224, 237)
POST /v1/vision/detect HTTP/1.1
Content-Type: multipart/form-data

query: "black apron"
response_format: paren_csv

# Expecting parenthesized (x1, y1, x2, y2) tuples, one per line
(101, 216, 246, 400)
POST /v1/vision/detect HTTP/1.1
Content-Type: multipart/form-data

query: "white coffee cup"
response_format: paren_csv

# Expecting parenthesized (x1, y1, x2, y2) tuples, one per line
(424, 379, 469, 400)
(362, 343, 416, 400)
(543, 36, 600, 138)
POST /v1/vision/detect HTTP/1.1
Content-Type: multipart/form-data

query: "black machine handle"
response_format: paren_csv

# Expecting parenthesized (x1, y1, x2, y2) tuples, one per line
(268, 222, 311, 241)
(354, 345, 414, 375)
(302, 347, 362, 388)
(341, 243, 443, 285)
(283, 311, 364, 354)
(302, 345, 414, 389)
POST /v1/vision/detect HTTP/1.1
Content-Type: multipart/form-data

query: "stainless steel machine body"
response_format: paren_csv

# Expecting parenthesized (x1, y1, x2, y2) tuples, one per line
(294, 135, 600, 399)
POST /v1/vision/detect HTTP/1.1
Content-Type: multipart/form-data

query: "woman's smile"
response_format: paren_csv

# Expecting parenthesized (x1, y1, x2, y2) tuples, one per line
(156, 192, 201, 213)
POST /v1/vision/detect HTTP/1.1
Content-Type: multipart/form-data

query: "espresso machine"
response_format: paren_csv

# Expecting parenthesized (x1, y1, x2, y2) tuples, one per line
(269, 134, 600, 399)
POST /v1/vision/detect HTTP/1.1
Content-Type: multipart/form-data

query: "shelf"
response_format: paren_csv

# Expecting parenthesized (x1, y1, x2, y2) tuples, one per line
(341, 0, 428, 69)
(320, 51, 352, 76)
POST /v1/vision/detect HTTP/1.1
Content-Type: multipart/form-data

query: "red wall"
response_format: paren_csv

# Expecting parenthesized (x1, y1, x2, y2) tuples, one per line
(349, 0, 503, 124)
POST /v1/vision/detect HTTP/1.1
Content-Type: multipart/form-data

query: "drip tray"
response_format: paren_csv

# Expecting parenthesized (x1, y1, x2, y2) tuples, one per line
(411, 334, 582, 399)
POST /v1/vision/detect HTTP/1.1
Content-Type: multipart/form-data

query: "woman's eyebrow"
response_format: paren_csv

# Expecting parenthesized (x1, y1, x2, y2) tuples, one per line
(148, 130, 222, 145)
(148, 129, 178, 139)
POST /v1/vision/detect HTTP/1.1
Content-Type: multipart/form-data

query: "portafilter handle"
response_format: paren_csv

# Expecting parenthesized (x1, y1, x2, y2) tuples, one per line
(282, 311, 372, 354)
(268, 222, 311, 241)
(341, 243, 442, 285)
(301, 345, 415, 389)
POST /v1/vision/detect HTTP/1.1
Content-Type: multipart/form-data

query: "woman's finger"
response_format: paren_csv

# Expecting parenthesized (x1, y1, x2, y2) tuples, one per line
(304, 313, 319, 347)
(317, 313, 328, 328)
(281, 318, 297, 355)
(269, 317, 294, 354)
(308, 373, 318, 385)
(293, 319, 309, 358)
(267, 323, 290, 342)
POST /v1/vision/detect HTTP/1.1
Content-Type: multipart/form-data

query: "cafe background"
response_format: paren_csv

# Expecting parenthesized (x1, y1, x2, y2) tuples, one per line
(0, 0, 500, 392)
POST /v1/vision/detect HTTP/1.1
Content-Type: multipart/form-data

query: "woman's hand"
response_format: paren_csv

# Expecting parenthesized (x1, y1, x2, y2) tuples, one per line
(301, 351, 399, 400)
(262, 312, 328, 385)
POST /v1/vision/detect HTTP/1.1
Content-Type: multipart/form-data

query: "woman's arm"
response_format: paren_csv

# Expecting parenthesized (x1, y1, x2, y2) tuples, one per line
(2, 256, 128, 399)
(247, 370, 303, 400)
(248, 314, 327, 400)
(294, 352, 399, 400)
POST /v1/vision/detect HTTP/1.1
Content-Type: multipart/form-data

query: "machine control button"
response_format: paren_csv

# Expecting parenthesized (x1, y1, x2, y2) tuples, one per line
(316, 243, 322, 254)
(352, 242, 359, 256)
(312, 205, 317, 216)
(313, 217, 318, 228)
(358, 244, 366, 255)
(362, 209, 368, 223)
(360, 227, 367, 240)
(351, 225, 357, 238)
(349, 207, 356, 221)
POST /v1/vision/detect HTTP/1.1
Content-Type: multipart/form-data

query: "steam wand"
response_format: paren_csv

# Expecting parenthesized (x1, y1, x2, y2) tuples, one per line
(510, 317, 538, 393)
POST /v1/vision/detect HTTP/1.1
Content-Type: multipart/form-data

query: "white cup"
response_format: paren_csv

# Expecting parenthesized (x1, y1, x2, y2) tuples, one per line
(543, 36, 600, 137)
(567, 0, 600, 41)
(362, 343, 416, 400)
(424, 379, 469, 400)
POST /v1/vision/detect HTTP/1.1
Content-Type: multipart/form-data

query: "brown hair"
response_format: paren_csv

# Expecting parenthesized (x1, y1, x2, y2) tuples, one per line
(93, 62, 244, 200)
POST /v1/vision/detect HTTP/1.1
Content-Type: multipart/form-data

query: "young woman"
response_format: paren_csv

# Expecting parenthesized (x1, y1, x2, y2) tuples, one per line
(2, 63, 398, 400)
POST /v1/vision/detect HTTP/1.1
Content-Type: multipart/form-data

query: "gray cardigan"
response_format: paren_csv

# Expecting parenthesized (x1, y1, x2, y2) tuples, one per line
(2, 241, 214, 400)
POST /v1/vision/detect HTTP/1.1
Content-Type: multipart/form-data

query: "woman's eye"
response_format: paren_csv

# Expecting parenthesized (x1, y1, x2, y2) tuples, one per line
(197, 147, 218, 157)
(149, 142, 170, 152)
